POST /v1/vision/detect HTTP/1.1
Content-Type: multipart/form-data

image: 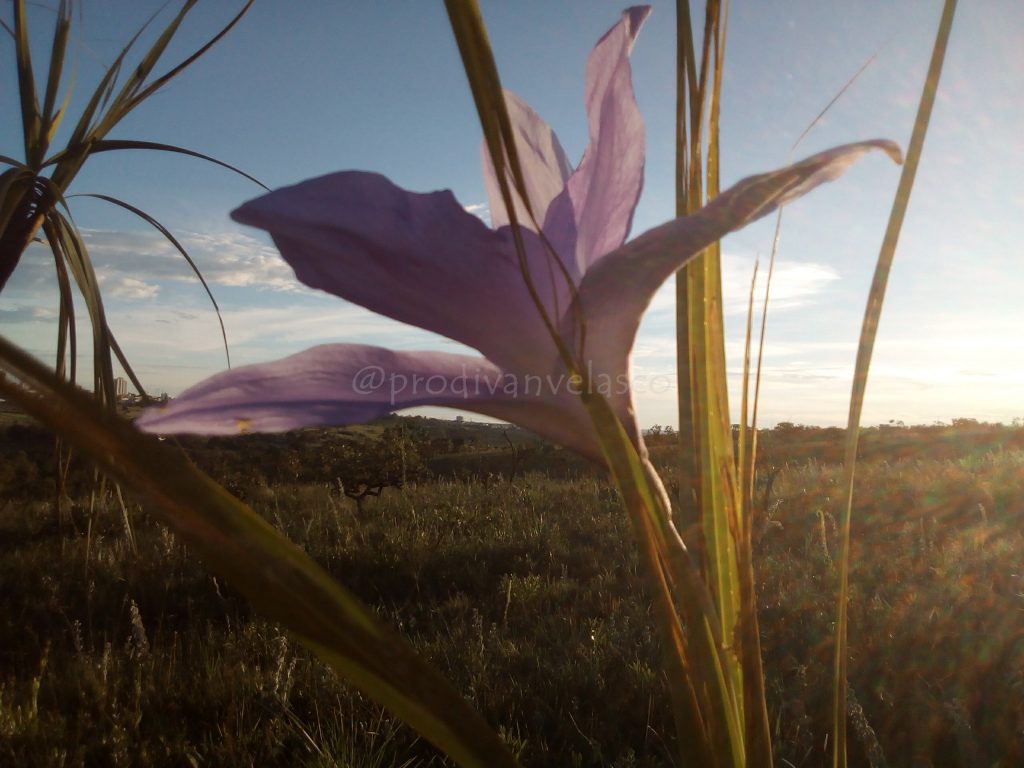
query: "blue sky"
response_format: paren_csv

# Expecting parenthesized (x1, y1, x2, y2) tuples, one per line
(2, 1, 1022, 428)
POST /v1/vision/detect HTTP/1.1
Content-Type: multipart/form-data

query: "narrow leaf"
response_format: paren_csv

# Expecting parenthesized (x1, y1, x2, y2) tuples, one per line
(831, 2, 958, 766)
(130, 1, 255, 112)
(40, 0, 71, 150)
(14, 0, 43, 163)
(108, 333, 149, 400)
(77, 192, 232, 368)
(48, 141, 268, 191)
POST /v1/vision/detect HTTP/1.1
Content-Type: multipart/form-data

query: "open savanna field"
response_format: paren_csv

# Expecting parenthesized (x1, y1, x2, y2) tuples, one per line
(2, 416, 1022, 767)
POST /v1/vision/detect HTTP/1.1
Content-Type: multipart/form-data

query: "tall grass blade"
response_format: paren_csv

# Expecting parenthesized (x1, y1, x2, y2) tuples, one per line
(789, 51, 882, 155)
(63, 42, 138, 160)
(53, 2, 253, 191)
(47, 140, 269, 191)
(52, 239, 76, 382)
(675, 0, 783, 762)
(108, 333, 148, 401)
(747, 46, 882, 512)
(738, 262, 758, 541)
(2, 1, 258, 399)
(95, 1, 198, 135)
(43, 212, 115, 403)
(736, 262, 773, 767)
(831, 3, 958, 765)
(128, 1, 255, 113)
(39, 0, 71, 150)
(584, 392, 741, 767)
(13, 0, 42, 164)
(447, 3, 744, 762)
(0, 169, 32, 236)
(441, 0, 576, 350)
(674, 1, 700, 538)
(77, 193, 232, 369)
(675, 2, 761, 763)
(0, 335, 520, 768)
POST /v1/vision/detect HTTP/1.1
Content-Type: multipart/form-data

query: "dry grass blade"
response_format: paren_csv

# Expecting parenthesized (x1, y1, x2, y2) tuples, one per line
(789, 50, 882, 155)
(108, 332, 149, 400)
(43, 210, 115, 402)
(0, 336, 521, 768)
(46, 205, 149, 401)
(3, 1, 260, 403)
(735, 258, 773, 768)
(674, 2, 756, 764)
(442, 0, 568, 354)
(831, 2, 958, 766)
(95, 1, 199, 134)
(42, 2, 252, 190)
(52, 239, 76, 381)
(0, 169, 32, 234)
(47, 140, 269, 191)
(131, 0, 255, 110)
(730, 40, 886, 766)
(13, 0, 42, 162)
(447, 3, 742, 763)
(39, 1, 71, 147)
(738, 261, 758, 539)
(747, 45, 883, 515)
(674, 0, 701, 538)
(442, 0, 585, 358)
(76, 192, 233, 369)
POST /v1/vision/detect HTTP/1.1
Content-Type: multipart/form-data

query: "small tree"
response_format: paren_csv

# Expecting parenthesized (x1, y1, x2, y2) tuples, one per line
(332, 426, 425, 514)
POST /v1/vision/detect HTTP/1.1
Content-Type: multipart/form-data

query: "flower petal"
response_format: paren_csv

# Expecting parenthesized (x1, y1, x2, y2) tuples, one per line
(481, 90, 572, 230)
(136, 343, 607, 461)
(135, 345, 502, 435)
(545, 5, 650, 278)
(573, 140, 903, 392)
(231, 172, 555, 372)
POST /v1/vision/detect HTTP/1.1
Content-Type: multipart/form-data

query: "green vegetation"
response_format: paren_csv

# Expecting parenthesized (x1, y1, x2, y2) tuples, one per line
(2, 418, 1021, 766)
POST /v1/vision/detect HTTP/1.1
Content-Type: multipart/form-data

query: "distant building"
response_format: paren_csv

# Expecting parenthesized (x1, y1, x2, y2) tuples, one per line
(115, 377, 128, 397)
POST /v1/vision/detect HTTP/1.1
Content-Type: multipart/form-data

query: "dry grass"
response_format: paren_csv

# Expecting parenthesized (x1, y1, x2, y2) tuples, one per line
(1, 426, 1022, 766)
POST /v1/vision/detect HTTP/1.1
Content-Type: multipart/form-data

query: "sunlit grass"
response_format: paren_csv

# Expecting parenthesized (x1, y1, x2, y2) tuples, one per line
(1, 425, 1021, 766)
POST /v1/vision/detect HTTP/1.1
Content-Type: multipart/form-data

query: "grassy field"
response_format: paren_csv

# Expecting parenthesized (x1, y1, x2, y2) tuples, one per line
(1, 419, 1022, 766)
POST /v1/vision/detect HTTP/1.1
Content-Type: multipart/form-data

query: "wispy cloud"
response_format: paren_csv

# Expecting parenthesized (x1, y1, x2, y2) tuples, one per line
(643, 252, 839, 321)
(9, 228, 306, 297)
(723, 257, 839, 313)
(0, 305, 57, 323)
(98, 275, 161, 300)
(5, 225, 1019, 427)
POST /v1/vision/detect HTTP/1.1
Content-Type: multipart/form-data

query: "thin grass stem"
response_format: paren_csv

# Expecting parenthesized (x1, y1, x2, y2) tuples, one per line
(831, 3, 958, 765)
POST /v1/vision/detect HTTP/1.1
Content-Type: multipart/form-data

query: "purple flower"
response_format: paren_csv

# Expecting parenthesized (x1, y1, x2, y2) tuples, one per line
(138, 7, 898, 462)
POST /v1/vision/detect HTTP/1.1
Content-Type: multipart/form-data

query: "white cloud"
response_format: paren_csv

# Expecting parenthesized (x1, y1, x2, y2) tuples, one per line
(98, 275, 160, 300)
(74, 228, 303, 293)
(0, 304, 58, 323)
(721, 254, 839, 314)
(6, 224, 1019, 428)
(643, 252, 839, 321)
(6, 228, 302, 295)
